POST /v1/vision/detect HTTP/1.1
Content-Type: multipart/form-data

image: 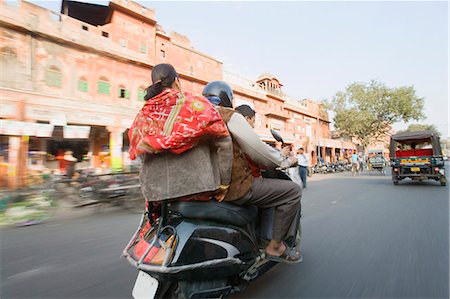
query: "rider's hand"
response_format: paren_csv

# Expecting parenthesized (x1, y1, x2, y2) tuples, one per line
(289, 156, 298, 165)
(280, 146, 290, 157)
(275, 141, 283, 150)
(214, 184, 229, 202)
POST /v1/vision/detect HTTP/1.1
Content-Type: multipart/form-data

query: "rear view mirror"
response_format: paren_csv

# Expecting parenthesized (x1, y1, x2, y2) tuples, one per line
(270, 129, 284, 144)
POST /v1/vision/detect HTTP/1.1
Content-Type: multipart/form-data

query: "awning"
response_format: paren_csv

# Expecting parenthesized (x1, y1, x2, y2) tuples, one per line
(0, 120, 54, 137)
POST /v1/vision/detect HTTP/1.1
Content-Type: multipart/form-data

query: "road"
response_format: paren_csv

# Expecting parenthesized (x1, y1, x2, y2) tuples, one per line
(1, 169, 448, 298)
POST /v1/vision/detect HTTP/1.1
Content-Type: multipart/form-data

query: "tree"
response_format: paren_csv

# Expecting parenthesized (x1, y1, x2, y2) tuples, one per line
(326, 80, 425, 151)
(399, 124, 441, 137)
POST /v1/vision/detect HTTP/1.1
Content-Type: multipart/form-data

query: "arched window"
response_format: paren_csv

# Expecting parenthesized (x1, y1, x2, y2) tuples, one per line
(45, 66, 62, 87)
(78, 76, 88, 92)
(0, 47, 17, 59)
(137, 86, 146, 101)
(97, 77, 110, 95)
(117, 84, 129, 99)
(0, 47, 21, 88)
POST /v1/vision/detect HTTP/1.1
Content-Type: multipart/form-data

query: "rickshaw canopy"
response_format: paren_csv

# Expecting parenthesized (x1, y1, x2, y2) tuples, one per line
(389, 130, 442, 158)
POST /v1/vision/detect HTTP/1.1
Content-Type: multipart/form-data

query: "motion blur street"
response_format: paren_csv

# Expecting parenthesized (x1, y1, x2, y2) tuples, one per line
(2, 168, 448, 299)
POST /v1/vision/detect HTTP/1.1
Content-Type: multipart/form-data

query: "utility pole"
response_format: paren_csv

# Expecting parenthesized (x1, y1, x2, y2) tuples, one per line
(317, 115, 321, 165)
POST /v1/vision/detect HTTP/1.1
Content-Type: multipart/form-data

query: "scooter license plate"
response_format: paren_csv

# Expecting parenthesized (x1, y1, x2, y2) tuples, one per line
(132, 271, 159, 299)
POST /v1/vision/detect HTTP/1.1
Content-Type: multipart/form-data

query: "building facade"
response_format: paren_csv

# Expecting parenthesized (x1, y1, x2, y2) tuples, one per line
(0, 0, 355, 188)
(0, 0, 222, 187)
(224, 71, 356, 164)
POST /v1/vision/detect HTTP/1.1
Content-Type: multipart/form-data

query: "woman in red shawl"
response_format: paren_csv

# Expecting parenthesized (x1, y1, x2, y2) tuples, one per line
(129, 64, 232, 202)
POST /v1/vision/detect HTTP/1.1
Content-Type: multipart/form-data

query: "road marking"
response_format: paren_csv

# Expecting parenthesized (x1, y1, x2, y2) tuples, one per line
(331, 201, 337, 205)
(7, 265, 55, 282)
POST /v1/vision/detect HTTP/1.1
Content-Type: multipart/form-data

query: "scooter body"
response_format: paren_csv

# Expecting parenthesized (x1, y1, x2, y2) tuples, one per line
(124, 168, 301, 299)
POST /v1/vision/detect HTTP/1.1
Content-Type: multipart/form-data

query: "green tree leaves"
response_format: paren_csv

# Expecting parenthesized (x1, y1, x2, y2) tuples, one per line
(400, 124, 441, 137)
(327, 80, 425, 149)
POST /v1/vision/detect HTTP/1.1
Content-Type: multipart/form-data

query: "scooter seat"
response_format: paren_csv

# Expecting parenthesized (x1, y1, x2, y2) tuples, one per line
(168, 201, 258, 227)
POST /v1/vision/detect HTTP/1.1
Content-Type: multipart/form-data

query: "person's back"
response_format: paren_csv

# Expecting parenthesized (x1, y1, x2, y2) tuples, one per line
(129, 64, 232, 202)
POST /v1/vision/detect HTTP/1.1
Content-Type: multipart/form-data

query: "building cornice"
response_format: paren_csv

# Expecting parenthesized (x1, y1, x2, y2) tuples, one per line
(266, 93, 286, 102)
(284, 103, 330, 123)
(265, 112, 290, 120)
(170, 40, 222, 64)
(232, 87, 268, 103)
(109, 2, 157, 25)
(156, 30, 171, 40)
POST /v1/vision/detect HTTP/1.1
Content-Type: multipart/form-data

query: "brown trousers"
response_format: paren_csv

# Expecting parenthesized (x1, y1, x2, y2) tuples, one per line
(233, 177, 302, 241)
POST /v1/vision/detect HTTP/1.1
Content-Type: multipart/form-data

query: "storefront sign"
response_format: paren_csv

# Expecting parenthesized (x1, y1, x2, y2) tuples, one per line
(27, 107, 61, 122)
(0, 120, 54, 137)
(66, 113, 114, 126)
(50, 114, 67, 126)
(35, 123, 55, 137)
(63, 125, 91, 139)
(27, 106, 114, 126)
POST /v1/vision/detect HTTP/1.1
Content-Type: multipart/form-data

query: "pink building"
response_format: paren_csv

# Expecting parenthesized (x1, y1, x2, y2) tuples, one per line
(224, 71, 355, 164)
(0, 0, 354, 188)
(0, 0, 223, 187)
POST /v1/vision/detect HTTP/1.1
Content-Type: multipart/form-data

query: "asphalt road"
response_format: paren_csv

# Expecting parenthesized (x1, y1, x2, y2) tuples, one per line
(1, 169, 448, 299)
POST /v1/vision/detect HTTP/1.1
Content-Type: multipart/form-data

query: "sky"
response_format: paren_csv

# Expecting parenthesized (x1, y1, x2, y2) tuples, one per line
(27, 0, 449, 137)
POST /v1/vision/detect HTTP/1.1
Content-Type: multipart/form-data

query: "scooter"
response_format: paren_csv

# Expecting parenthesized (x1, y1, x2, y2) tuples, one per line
(123, 130, 302, 299)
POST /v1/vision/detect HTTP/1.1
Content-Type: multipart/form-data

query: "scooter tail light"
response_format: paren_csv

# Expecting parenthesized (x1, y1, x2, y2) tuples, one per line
(434, 167, 439, 172)
(394, 168, 399, 172)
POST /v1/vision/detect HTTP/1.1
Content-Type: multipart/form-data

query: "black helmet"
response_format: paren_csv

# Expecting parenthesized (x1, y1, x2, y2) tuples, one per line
(202, 81, 233, 108)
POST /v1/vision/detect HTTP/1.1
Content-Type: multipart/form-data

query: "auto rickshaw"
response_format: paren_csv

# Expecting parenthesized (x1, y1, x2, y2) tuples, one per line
(367, 150, 387, 175)
(390, 130, 447, 186)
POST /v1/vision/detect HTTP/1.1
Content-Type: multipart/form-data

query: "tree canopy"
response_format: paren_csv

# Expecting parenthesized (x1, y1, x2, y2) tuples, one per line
(326, 80, 425, 149)
(399, 124, 441, 137)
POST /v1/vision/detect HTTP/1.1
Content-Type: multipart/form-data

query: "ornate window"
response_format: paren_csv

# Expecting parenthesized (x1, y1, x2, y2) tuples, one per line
(117, 85, 130, 99)
(98, 77, 110, 95)
(45, 66, 62, 87)
(78, 77, 88, 92)
(137, 87, 146, 101)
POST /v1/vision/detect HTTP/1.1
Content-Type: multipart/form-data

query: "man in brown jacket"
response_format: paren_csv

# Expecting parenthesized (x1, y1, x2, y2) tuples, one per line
(203, 81, 302, 264)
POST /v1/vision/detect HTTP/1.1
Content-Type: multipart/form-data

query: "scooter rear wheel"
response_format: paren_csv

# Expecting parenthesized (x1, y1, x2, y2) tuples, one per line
(166, 280, 230, 299)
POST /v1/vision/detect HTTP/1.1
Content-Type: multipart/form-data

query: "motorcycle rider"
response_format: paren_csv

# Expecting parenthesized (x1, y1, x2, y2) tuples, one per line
(128, 64, 233, 203)
(203, 81, 303, 264)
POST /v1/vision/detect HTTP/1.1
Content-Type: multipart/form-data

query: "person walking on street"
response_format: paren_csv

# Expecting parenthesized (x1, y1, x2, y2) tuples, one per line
(358, 153, 364, 175)
(297, 147, 308, 188)
(351, 151, 359, 176)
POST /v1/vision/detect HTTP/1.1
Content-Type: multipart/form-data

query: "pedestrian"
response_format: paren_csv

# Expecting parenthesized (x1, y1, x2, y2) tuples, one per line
(297, 147, 308, 188)
(358, 153, 364, 174)
(63, 151, 78, 181)
(351, 151, 359, 176)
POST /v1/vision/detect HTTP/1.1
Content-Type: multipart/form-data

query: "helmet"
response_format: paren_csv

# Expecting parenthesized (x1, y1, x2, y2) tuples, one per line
(202, 81, 233, 108)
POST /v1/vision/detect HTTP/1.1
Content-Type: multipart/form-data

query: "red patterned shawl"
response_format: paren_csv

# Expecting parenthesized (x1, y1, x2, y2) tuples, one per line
(128, 88, 229, 160)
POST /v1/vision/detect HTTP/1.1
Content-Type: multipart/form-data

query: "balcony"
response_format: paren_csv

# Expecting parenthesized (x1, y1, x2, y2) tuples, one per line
(265, 111, 290, 120)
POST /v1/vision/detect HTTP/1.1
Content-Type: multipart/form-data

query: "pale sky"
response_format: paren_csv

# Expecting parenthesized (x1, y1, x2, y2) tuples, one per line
(27, 0, 449, 137)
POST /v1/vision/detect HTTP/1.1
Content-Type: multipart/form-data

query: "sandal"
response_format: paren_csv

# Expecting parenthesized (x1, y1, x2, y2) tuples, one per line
(265, 245, 303, 264)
